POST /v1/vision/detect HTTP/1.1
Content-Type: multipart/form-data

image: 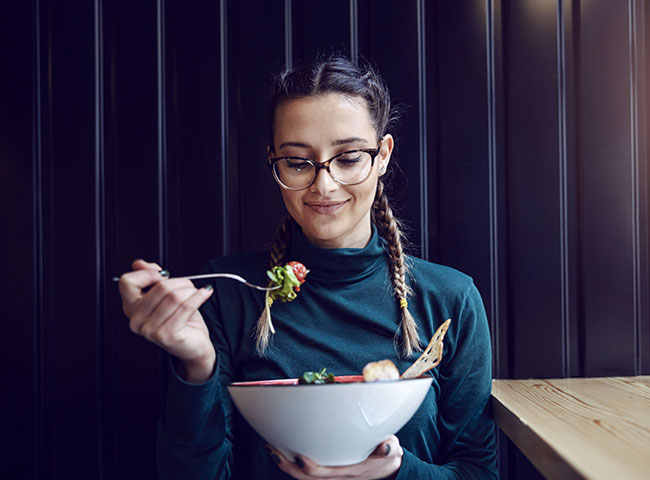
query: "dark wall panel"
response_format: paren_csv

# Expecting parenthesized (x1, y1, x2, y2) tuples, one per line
(435, 0, 492, 319)
(40, 0, 101, 477)
(229, 0, 287, 255)
(0, 2, 38, 478)
(165, 0, 223, 273)
(636, 1, 650, 372)
(578, 0, 637, 376)
(103, 1, 163, 478)
(505, 0, 564, 378)
(293, 0, 351, 64)
(359, 0, 424, 257)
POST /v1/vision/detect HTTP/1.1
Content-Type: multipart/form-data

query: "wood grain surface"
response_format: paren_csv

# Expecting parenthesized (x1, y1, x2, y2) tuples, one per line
(492, 377, 650, 479)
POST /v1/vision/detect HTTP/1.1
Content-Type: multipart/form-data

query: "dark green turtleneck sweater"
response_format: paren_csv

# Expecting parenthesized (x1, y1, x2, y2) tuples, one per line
(157, 225, 497, 479)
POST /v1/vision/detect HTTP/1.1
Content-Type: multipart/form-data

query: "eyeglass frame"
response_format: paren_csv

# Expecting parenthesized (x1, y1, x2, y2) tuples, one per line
(267, 139, 383, 191)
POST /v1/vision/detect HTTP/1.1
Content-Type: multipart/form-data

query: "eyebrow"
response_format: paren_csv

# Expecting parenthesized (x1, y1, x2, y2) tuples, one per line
(277, 137, 369, 150)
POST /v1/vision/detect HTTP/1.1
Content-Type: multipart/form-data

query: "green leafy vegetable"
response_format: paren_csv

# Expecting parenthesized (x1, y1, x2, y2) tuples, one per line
(267, 264, 302, 302)
(298, 368, 336, 384)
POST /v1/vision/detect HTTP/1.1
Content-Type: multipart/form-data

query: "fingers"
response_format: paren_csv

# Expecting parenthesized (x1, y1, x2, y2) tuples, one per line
(129, 281, 195, 335)
(127, 277, 195, 329)
(140, 285, 214, 348)
(266, 436, 403, 479)
(132, 258, 162, 271)
(266, 448, 311, 480)
(118, 267, 170, 306)
(370, 435, 402, 460)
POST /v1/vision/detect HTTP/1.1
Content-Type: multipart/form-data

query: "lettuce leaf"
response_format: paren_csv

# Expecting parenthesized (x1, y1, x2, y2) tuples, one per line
(267, 264, 301, 302)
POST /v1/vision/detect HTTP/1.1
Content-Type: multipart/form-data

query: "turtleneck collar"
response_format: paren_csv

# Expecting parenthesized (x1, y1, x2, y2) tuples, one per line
(288, 221, 388, 282)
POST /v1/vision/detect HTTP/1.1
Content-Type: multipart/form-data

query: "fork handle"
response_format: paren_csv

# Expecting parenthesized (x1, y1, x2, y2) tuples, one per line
(112, 273, 245, 283)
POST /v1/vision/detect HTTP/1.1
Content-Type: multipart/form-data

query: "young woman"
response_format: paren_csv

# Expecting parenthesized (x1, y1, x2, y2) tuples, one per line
(119, 55, 497, 479)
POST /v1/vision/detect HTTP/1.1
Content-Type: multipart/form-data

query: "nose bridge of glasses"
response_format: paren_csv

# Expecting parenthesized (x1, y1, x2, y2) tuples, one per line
(314, 157, 334, 172)
(312, 158, 337, 186)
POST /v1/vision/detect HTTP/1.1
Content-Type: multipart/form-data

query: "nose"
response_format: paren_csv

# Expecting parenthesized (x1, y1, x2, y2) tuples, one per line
(309, 166, 339, 195)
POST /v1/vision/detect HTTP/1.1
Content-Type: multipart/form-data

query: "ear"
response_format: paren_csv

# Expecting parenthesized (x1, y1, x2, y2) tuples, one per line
(378, 134, 394, 176)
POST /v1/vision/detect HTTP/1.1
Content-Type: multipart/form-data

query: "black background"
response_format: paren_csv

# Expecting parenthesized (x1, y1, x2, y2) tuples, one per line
(1, 1, 649, 478)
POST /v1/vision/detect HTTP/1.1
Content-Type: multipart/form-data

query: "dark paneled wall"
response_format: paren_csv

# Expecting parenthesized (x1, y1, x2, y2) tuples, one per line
(1, 1, 648, 479)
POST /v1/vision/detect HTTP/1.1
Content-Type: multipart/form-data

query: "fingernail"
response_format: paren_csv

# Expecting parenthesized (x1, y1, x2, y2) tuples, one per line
(295, 456, 305, 468)
(385, 444, 391, 456)
(265, 445, 281, 465)
(159, 269, 170, 278)
(203, 284, 213, 291)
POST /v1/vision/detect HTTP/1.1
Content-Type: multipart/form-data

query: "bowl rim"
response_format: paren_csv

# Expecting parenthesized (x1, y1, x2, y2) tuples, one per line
(228, 374, 432, 388)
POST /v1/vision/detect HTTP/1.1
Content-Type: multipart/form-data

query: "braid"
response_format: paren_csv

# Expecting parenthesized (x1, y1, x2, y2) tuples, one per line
(256, 217, 294, 356)
(269, 216, 293, 268)
(373, 179, 422, 358)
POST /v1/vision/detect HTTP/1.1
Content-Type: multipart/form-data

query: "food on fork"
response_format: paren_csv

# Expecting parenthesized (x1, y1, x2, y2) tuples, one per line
(266, 261, 309, 302)
(258, 261, 309, 340)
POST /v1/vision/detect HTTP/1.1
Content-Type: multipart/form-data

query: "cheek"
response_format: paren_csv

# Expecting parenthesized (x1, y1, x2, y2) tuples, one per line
(355, 179, 378, 210)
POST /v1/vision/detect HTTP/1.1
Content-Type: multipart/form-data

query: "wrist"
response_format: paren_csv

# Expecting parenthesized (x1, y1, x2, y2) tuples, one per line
(179, 350, 216, 384)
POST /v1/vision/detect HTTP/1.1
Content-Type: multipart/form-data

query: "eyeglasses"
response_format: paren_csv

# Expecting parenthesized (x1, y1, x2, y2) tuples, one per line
(267, 143, 382, 191)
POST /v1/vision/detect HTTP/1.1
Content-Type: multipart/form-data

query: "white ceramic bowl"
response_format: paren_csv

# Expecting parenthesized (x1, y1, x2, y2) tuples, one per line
(227, 375, 432, 466)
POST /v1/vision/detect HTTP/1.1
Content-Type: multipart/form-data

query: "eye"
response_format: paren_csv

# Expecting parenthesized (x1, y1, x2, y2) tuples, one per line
(336, 154, 362, 164)
(286, 160, 310, 172)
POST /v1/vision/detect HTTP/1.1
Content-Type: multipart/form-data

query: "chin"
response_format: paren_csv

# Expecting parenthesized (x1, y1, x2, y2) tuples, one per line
(302, 223, 342, 243)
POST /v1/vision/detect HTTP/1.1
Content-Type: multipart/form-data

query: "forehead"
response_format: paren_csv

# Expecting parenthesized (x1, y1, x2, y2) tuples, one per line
(273, 93, 376, 144)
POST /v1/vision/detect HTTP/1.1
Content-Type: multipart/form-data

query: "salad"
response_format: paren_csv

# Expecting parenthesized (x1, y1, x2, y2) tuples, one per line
(267, 261, 309, 302)
(258, 261, 309, 340)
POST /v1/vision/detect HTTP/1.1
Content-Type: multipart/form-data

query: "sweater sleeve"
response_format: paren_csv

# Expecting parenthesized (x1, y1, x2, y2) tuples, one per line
(395, 282, 498, 480)
(156, 279, 236, 480)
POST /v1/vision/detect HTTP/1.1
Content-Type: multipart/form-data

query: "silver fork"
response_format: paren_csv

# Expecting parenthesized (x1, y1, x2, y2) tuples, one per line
(112, 273, 280, 291)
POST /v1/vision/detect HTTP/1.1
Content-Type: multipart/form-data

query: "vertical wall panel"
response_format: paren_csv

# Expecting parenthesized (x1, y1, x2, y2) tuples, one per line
(94, 0, 106, 478)
(488, 0, 511, 382)
(40, 0, 101, 477)
(227, 0, 286, 255)
(359, 0, 423, 257)
(0, 2, 38, 478)
(628, 0, 649, 376)
(292, 0, 351, 63)
(561, 0, 583, 379)
(505, 0, 564, 378)
(435, 1, 494, 319)
(578, 0, 636, 376)
(637, 1, 650, 375)
(164, 0, 223, 274)
(103, 1, 163, 478)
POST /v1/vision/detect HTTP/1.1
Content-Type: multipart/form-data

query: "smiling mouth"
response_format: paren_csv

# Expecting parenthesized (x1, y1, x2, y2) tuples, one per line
(304, 200, 348, 215)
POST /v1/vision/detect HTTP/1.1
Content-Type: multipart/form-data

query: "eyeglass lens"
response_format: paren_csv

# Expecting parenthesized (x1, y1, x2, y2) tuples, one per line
(273, 151, 373, 189)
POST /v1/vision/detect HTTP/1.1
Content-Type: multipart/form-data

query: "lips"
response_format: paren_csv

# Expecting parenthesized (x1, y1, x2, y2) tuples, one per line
(304, 200, 348, 215)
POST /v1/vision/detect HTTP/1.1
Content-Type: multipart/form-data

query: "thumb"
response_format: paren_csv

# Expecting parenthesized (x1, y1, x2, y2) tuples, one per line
(370, 435, 397, 458)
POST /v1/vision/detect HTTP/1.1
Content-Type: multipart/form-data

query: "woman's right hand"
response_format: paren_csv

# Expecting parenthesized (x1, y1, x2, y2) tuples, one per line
(118, 259, 216, 383)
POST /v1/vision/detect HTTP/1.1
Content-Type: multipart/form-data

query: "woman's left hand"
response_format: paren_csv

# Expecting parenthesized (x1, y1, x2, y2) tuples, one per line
(267, 435, 403, 480)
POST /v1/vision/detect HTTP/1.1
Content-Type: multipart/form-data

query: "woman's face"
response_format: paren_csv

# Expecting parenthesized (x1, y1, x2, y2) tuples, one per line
(272, 93, 393, 249)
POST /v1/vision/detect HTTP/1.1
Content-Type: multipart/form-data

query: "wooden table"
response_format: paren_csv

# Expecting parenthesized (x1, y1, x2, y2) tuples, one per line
(492, 376, 650, 480)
